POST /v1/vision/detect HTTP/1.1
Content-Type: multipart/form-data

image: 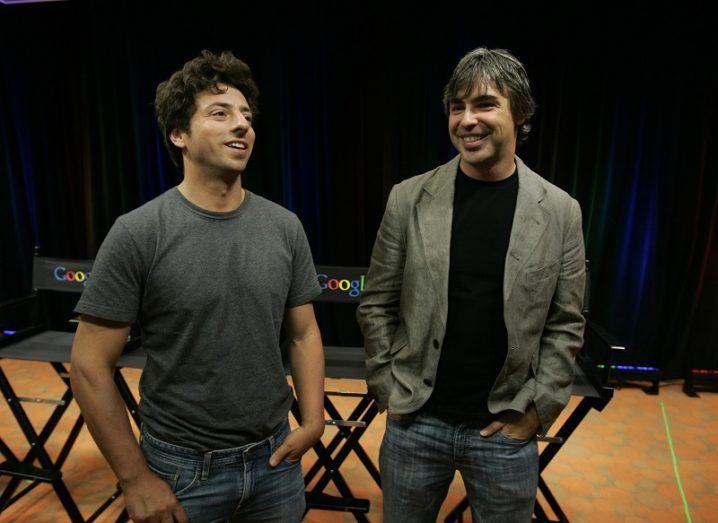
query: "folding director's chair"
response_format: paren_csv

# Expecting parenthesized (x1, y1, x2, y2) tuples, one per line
(291, 265, 380, 522)
(0, 254, 139, 522)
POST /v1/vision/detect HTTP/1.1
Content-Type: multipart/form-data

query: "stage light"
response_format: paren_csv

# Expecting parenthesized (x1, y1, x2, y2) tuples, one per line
(596, 364, 660, 372)
(684, 369, 718, 397)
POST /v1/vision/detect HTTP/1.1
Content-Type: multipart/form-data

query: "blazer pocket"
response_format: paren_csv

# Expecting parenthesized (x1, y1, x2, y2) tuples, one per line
(390, 340, 408, 356)
(389, 324, 408, 355)
(524, 262, 561, 306)
(524, 261, 560, 284)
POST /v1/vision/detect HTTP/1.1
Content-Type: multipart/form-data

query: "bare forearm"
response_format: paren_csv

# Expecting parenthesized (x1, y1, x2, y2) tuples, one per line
(72, 366, 149, 485)
(288, 328, 325, 430)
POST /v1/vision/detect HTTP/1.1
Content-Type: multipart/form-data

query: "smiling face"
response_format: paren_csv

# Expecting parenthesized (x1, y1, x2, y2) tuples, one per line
(170, 84, 255, 178)
(447, 81, 522, 180)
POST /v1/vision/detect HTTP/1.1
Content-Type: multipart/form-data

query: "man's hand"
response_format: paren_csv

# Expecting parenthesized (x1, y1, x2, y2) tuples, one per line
(480, 404, 541, 441)
(122, 470, 190, 523)
(281, 303, 325, 467)
(268, 421, 324, 467)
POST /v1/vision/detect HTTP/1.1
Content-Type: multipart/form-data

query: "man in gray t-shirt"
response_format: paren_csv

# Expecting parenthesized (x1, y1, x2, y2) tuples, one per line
(71, 51, 325, 523)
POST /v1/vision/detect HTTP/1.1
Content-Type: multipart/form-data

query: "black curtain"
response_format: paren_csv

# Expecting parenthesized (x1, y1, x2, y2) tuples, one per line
(1, 1, 716, 377)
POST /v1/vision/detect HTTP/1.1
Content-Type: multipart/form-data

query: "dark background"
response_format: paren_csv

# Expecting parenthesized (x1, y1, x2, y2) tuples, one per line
(1, 1, 716, 376)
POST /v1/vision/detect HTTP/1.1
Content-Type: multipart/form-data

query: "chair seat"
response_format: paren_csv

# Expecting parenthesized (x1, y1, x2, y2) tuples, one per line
(0, 330, 74, 363)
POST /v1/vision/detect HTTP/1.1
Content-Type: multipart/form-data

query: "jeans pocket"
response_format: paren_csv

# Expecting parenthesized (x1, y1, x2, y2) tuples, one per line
(280, 457, 302, 467)
(146, 461, 179, 490)
(141, 440, 200, 497)
(148, 460, 200, 497)
(495, 430, 532, 445)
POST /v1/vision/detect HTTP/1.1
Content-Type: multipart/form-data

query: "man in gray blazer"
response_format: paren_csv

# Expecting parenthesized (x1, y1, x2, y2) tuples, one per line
(357, 48, 586, 522)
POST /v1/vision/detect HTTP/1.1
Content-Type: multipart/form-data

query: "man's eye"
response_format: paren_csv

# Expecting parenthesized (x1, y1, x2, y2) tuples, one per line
(212, 111, 226, 117)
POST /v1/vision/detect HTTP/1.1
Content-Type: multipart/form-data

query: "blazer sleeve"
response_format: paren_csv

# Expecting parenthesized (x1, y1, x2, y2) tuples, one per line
(534, 198, 586, 433)
(356, 185, 406, 411)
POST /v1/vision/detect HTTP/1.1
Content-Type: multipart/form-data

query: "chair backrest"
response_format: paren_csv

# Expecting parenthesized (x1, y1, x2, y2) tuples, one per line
(314, 266, 367, 304)
(32, 256, 94, 331)
(32, 256, 94, 294)
(309, 266, 368, 350)
(1, 256, 95, 341)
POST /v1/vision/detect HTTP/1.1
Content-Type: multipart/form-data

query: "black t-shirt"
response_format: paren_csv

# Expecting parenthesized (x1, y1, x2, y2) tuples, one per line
(423, 165, 518, 424)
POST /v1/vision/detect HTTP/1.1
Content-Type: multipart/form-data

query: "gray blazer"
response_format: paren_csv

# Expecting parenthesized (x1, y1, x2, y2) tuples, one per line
(356, 155, 586, 433)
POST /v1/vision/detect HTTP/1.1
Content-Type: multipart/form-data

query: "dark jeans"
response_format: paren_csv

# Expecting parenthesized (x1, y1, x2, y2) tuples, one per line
(380, 411, 538, 522)
(140, 419, 305, 522)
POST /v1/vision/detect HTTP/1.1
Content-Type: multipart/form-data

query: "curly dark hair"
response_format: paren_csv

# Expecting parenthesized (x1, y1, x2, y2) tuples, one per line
(155, 50, 259, 168)
(443, 48, 536, 144)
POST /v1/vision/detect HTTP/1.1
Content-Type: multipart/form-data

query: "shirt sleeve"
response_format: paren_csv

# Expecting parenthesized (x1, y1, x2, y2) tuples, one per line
(285, 216, 322, 308)
(74, 219, 145, 324)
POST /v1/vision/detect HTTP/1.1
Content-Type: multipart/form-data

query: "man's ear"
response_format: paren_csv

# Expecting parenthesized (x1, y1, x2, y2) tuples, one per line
(169, 129, 185, 148)
(513, 117, 527, 138)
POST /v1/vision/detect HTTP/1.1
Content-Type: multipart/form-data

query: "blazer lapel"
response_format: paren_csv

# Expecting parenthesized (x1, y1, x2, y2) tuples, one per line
(416, 156, 459, 329)
(504, 157, 550, 302)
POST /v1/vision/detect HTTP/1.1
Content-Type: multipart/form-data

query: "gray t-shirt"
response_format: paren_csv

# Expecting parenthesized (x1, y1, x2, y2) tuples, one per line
(75, 188, 321, 451)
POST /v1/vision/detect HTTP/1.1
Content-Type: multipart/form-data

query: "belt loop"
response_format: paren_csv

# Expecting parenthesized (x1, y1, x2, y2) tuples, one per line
(201, 452, 212, 481)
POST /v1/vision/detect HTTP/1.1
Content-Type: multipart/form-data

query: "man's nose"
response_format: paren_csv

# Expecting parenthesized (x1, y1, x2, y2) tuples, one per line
(231, 112, 251, 131)
(460, 108, 478, 127)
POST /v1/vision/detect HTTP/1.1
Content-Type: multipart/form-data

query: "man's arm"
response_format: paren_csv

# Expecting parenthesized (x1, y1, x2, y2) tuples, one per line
(482, 198, 586, 439)
(70, 315, 188, 523)
(532, 199, 586, 433)
(356, 186, 406, 410)
(269, 303, 325, 466)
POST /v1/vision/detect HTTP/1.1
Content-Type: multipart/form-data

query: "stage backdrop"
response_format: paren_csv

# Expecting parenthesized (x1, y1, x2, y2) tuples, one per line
(1, 1, 716, 377)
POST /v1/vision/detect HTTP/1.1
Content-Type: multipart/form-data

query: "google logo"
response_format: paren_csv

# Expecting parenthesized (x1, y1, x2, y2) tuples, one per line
(53, 266, 91, 287)
(318, 273, 365, 298)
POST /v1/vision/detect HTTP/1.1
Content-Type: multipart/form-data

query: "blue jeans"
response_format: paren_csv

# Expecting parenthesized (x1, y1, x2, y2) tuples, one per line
(380, 411, 538, 523)
(140, 419, 305, 522)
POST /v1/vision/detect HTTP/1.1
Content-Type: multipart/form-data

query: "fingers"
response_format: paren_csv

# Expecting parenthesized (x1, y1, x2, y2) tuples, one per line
(480, 420, 505, 437)
(501, 424, 534, 441)
(124, 471, 185, 523)
(500, 408, 541, 440)
(269, 425, 321, 467)
(269, 443, 294, 467)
